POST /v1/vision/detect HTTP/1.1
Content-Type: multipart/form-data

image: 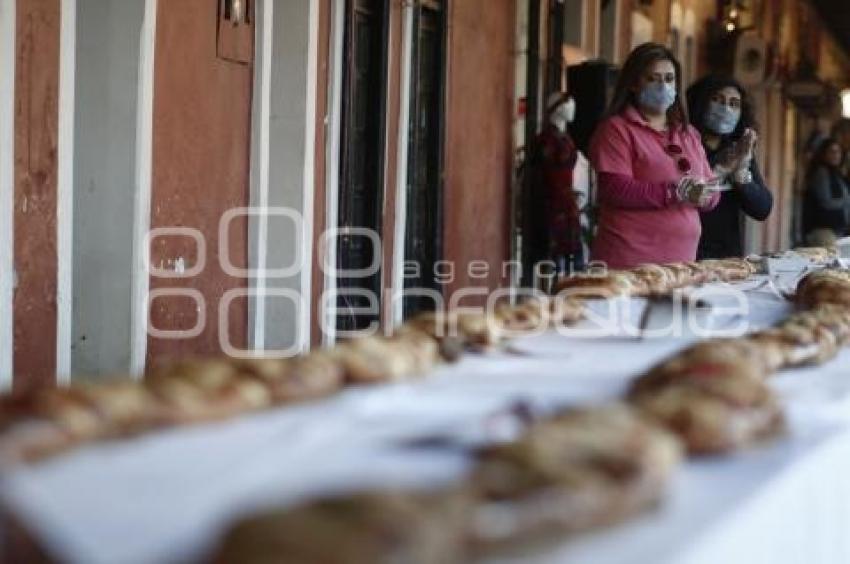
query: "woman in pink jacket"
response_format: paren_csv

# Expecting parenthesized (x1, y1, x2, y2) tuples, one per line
(589, 43, 718, 269)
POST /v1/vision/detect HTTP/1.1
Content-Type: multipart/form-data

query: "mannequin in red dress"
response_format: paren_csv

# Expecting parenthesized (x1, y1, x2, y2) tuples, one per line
(534, 92, 583, 275)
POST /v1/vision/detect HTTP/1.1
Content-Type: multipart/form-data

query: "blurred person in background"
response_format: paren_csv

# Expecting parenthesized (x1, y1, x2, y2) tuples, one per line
(830, 118, 850, 179)
(803, 137, 850, 246)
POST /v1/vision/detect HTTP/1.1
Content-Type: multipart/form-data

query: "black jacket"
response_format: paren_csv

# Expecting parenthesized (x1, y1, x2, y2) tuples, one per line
(697, 147, 773, 259)
(802, 165, 850, 236)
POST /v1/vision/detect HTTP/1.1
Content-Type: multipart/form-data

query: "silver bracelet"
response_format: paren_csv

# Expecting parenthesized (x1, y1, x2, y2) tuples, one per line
(734, 168, 753, 184)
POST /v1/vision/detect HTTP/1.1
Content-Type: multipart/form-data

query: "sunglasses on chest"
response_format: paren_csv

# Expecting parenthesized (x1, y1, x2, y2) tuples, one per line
(664, 142, 691, 174)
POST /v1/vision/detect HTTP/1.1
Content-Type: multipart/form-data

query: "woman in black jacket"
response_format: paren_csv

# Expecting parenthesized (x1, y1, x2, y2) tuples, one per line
(687, 75, 773, 259)
(803, 137, 850, 245)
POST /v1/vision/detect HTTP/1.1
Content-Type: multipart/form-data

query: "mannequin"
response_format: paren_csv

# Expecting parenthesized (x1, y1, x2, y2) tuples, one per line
(549, 95, 576, 134)
(532, 92, 583, 279)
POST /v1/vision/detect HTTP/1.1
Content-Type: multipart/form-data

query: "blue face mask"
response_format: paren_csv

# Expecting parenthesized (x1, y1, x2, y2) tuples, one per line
(704, 101, 741, 135)
(637, 82, 677, 113)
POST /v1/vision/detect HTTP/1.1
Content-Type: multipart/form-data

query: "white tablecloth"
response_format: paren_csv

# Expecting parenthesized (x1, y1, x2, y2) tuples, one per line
(4, 280, 850, 564)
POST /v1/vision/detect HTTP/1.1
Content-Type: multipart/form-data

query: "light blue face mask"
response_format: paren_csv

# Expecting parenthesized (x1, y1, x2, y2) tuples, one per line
(637, 82, 677, 113)
(704, 101, 741, 135)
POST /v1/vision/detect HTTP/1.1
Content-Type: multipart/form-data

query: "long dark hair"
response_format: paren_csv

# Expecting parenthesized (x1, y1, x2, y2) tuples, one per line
(605, 43, 688, 130)
(807, 137, 842, 180)
(686, 74, 757, 140)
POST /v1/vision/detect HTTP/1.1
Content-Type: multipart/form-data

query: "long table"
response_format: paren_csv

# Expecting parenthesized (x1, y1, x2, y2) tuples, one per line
(4, 279, 850, 564)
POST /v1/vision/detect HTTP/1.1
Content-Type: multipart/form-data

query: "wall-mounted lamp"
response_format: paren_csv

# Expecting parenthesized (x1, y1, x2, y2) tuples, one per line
(721, 0, 754, 34)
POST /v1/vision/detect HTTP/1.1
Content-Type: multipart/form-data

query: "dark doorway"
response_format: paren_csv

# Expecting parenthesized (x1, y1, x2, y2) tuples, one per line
(403, 0, 447, 319)
(336, 0, 389, 333)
